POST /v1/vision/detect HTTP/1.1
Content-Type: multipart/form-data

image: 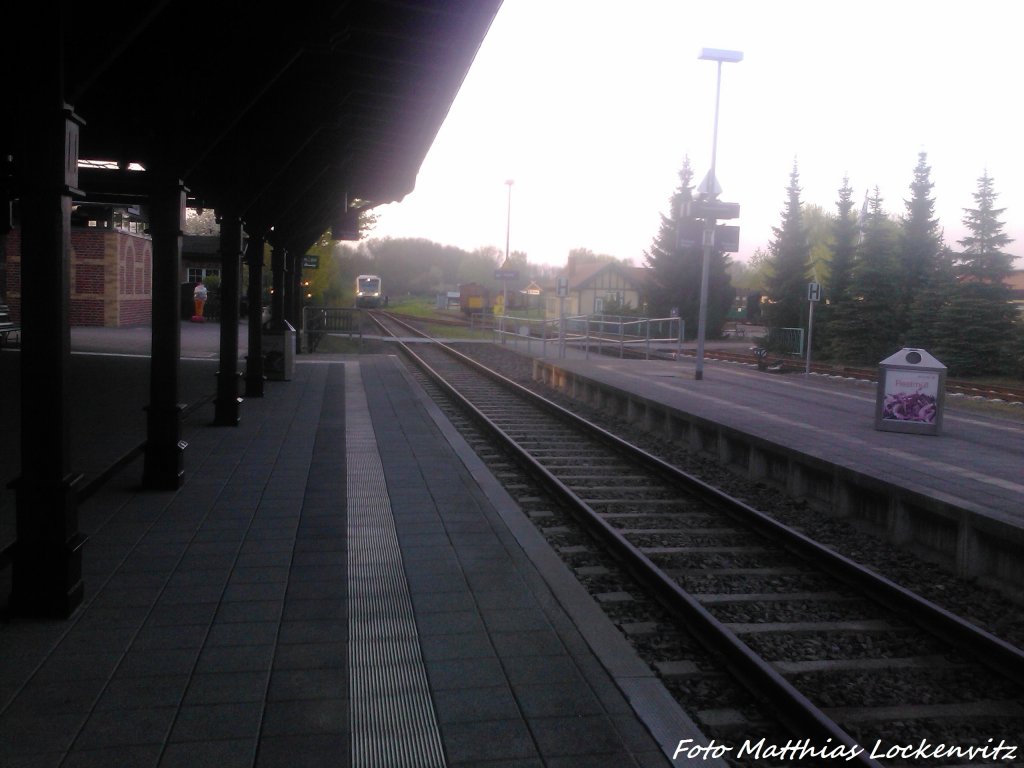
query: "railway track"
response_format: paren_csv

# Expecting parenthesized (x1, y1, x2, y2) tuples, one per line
(406, 308, 1024, 404)
(370, 311, 1024, 766)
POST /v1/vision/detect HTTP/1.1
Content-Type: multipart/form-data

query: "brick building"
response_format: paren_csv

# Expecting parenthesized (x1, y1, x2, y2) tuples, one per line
(3, 204, 154, 327)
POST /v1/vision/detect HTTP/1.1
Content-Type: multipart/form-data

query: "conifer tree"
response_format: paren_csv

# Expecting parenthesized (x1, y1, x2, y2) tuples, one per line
(763, 162, 810, 334)
(826, 188, 902, 363)
(956, 171, 1014, 281)
(827, 177, 859, 304)
(817, 177, 859, 357)
(905, 246, 956, 351)
(930, 172, 1016, 375)
(643, 157, 733, 336)
(898, 152, 944, 339)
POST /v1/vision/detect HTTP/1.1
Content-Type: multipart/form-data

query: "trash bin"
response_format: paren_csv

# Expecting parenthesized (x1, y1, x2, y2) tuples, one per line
(263, 320, 295, 381)
(875, 348, 946, 435)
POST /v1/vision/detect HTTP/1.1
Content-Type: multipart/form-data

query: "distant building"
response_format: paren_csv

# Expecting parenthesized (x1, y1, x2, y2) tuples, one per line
(545, 256, 647, 318)
(182, 235, 222, 286)
(1, 208, 227, 327)
(1007, 269, 1024, 314)
(3, 204, 153, 326)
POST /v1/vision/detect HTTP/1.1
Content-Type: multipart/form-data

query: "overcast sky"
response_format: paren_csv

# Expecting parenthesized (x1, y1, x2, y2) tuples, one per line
(370, 0, 1023, 268)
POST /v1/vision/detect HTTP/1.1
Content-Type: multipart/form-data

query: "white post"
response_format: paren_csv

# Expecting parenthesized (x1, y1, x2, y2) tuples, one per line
(559, 297, 566, 359)
(805, 298, 815, 374)
(805, 279, 820, 374)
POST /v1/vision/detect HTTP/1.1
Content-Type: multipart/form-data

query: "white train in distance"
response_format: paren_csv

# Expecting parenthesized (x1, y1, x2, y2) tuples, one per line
(355, 274, 383, 308)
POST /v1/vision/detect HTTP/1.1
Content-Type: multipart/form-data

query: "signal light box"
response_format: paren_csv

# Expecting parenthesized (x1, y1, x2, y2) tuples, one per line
(684, 200, 740, 220)
(676, 221, 739, 252)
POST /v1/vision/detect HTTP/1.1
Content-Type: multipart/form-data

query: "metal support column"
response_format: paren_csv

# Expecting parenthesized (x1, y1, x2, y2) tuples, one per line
(142, 177, 188, 490)
(245, 233, 265, 397)
(214, 214, 243, 425)
(285, 248, 300, 353)
(11, 11, 85, 617)
(270, 244, 285, 328)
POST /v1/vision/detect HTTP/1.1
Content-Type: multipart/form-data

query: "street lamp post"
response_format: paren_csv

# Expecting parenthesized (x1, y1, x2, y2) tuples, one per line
(694, 47, 742, 381)
(503, 179, 513, 314)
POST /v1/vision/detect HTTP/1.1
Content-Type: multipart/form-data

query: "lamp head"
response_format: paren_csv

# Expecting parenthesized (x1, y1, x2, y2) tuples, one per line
(698, 48, 743, 63)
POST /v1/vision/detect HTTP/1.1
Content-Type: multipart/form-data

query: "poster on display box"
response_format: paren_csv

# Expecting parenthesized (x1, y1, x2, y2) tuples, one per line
(881, 369, 940, 424)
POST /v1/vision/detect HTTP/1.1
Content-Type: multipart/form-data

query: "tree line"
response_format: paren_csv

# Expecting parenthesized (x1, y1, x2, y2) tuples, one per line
(292, 151, 1021, 379)
(645, 153, 1023, 378)
(301, 234, 624, 309)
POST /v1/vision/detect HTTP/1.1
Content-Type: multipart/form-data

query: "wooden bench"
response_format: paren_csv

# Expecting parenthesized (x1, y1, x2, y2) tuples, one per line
(0, 304, 21, 348)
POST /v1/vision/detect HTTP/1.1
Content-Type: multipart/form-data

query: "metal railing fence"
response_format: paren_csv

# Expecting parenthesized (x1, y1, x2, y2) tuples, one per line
(765, 326, 804, 356)
(302, 306, 362, 352)
(494, 313, 683, 360)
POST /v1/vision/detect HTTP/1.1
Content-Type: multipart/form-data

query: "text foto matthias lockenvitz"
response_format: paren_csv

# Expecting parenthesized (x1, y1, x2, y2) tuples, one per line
(673, 737, 1019, 763)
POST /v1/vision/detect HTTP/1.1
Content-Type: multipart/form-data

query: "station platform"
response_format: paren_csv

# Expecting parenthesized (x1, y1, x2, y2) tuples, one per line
(526, 347, 1024, 521)
(0, 342, 710, 767)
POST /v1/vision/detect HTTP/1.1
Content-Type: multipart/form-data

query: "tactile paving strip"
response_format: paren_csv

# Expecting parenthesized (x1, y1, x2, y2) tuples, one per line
(346, 364, 446, 767)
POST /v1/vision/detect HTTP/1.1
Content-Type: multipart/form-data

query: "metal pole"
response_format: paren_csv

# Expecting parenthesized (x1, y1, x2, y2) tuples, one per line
(695, 60, 723, 381)
(505, 180, 512, 263)
(504, 179, 513, 315)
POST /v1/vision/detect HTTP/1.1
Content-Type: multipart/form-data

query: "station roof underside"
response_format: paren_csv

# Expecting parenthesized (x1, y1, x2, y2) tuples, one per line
(4, 0, 503, 250)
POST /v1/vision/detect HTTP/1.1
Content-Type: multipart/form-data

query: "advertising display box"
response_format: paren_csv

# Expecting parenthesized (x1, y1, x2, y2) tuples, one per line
(875, 348, 946, 435)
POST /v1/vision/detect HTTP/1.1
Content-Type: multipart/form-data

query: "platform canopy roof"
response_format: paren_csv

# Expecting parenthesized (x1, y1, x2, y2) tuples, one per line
(4, 0, 503, 250)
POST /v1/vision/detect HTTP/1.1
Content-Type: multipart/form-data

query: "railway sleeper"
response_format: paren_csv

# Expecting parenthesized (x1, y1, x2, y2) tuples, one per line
(577, 494, 681, 505)
(693, 708, 762, 737)
(615, 527, 745, 537)
(666, 565, 809, 577)
(824, 699, 1024, 724)
(697, 591, 855, 604)
(724, 619, 896, 634)
(554, 473, 651, 483)
(588, 500, 711, 513)
(771, 654, 965, 674)
(526, 509, 555, 519)
(540, 459, 635, 468)
(595, 591, 635, 603)
(640, 545, 773, 555)
(654, 659, 702, 678)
